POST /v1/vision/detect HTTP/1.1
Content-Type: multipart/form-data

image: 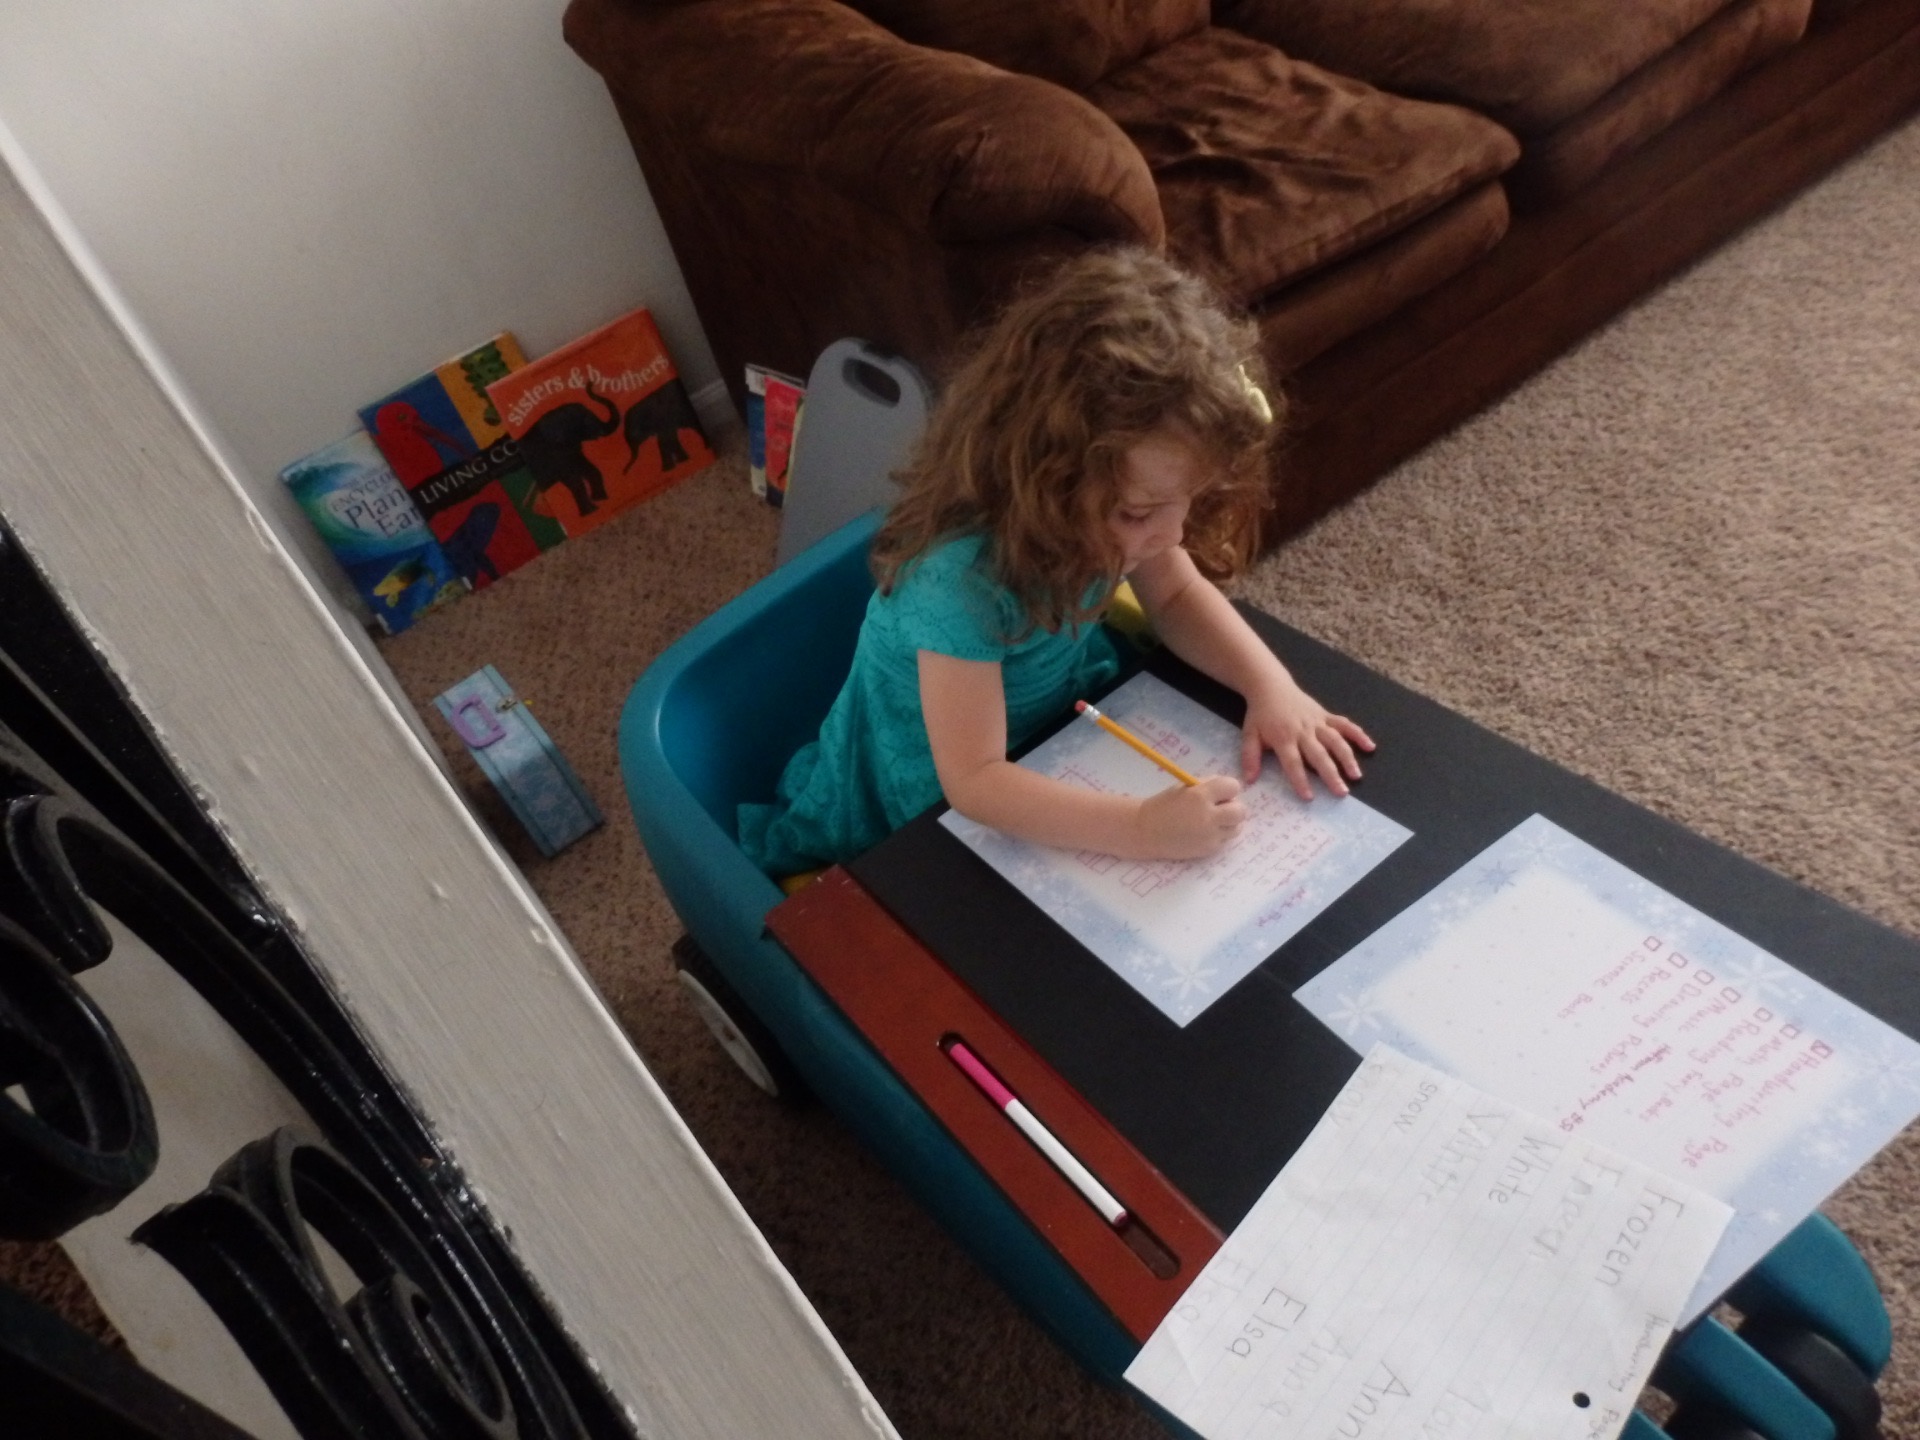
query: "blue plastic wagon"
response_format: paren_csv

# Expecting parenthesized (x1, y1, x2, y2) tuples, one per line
(617, 508, 1890, 1440)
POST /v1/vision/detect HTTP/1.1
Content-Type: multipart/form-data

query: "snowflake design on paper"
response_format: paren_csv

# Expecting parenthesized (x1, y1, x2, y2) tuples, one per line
(1637, 888, 1699, 936)
(1324, 988, 1385, 1038)
(1868, 1050, 1920, 1104)
(1715, 951, 1801, 1007)
(1166, 952, 1221, 1006)
(1475, 860, 1522, 896)
(1805, 1131, 1853, 1169)
(1687, 928, 1747, 974)
(1720, 1208, 1765, 1247)
(1827, 1099, 1871, 1134)
(1511, 827, 1565, 869)
(1430, 886, 1483, 927)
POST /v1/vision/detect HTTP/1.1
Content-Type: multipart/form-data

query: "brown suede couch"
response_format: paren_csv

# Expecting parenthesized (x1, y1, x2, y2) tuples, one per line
(564, 0, 1920, 542)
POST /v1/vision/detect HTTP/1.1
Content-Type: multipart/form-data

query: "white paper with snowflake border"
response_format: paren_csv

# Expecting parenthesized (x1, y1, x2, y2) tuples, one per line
(1294, 814, 1920, 1321)
(940, 670, 1411, 1026)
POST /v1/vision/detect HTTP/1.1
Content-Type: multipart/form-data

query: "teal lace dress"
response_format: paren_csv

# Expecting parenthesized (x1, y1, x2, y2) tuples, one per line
(738, 534, 1123, 876)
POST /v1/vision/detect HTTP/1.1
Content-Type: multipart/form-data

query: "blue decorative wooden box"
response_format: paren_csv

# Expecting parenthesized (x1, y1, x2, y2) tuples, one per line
(433, 665, 602, 857)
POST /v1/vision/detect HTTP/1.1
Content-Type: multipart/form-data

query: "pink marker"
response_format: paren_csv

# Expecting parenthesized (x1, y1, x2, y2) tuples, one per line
(944, 1037, 1128, 1227)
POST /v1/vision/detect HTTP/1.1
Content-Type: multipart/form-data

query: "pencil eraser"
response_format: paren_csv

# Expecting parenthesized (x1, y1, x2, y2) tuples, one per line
(1075, 700, 1088, 713)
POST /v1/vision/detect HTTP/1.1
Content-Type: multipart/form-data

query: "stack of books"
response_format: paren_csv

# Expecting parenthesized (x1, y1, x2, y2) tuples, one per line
(745, 363, 805, 506)
(282, 309, 714, 633)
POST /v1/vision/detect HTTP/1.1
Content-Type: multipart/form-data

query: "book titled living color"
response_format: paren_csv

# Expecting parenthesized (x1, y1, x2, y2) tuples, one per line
(280, 431, 466, 634)
(359, 333, 565, 590)
(485, 308, 714, 537)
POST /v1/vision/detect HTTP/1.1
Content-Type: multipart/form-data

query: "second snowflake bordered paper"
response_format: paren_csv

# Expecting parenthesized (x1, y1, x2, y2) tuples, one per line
(940, 671, 1411, 1025)
(1293, 813, 1920, 1321)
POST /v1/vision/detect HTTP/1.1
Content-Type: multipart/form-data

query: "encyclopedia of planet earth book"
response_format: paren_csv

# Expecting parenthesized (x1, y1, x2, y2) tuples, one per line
(485, 308, 714, 538)
(280, 431, 466, 634)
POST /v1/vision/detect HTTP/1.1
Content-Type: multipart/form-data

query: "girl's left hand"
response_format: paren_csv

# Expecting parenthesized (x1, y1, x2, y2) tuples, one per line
(1240, 679, 1375, 800)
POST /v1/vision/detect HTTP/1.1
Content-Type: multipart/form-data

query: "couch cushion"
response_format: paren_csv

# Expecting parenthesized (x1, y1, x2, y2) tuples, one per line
(1088, 28, 1519, 308)
(1217, 0, 1743, 135)
(839, 0, 1208, 92)
(1507, 0, 1811, 205)
(1257, 182, 1510, 373)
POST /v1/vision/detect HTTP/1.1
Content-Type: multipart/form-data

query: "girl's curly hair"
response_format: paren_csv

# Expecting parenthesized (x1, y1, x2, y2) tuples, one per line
(872, 247, 1278, 635)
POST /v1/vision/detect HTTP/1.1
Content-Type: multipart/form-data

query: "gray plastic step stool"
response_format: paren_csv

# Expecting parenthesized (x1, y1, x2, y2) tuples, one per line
(775, 339, 932, 566)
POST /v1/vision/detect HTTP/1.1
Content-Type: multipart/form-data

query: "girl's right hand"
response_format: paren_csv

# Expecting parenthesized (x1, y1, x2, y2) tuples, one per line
(1134, 775, 1246, 859)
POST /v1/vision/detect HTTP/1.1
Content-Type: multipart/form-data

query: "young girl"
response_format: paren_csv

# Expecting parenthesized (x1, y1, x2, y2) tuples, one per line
(739, 249, 1372, 878)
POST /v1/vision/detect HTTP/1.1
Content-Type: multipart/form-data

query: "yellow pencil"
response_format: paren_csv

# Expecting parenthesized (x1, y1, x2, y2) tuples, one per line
(1074, 700, 1200, 786)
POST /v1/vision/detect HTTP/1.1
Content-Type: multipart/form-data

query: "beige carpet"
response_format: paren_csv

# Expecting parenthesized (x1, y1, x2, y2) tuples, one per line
(10, 113, 1912, 1438)
(373, 112, 1919, 1438)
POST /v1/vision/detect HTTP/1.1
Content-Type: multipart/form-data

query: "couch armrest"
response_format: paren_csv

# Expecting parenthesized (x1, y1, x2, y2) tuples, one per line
(564, 0, 1165, 248)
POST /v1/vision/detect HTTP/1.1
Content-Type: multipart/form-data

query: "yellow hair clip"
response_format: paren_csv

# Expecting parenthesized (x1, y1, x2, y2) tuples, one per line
(1237, 363, 1274, 425)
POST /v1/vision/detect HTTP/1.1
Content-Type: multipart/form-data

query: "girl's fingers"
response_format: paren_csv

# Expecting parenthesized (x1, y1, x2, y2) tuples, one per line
(1321, 727, 1362, 779)
(1240, 726, 1264, 784)
(1331, 714, 1376, 752)
(1277, 747, 1313, 801)
(1303, 737, 1349, 797)
(1245, 709, 1372, 798)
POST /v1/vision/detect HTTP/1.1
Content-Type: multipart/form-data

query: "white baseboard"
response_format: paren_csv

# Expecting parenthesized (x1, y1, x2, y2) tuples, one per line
(690, 375, 740, 435)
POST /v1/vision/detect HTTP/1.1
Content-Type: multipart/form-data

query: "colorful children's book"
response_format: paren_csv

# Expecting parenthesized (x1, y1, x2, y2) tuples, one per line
(484, 308, 715, 537)
(280, 432, 466, 634)
(745, 364, 770, 500)
(359, 334, 565, 590)
(761, 372, 805, 509)
(744, 363, 803, 502)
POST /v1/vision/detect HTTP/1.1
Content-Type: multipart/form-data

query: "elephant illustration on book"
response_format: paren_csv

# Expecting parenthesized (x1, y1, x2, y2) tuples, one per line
(623, 381, 702, 474)
(438, 502, 501, 584)
(517, 384, 620, 517)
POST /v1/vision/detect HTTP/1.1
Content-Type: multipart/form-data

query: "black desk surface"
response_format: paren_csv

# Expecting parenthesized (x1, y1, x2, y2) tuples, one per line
(849, 607, 1920, 1232)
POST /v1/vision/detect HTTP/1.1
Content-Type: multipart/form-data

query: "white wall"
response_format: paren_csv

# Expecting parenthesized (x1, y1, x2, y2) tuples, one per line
(0, 0, 721, 618)
(2, 136, 892, 1440)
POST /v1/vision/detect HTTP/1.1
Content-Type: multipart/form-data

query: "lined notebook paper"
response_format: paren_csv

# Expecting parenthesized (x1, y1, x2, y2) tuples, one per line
(1126, 1045, 1730, 1440)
